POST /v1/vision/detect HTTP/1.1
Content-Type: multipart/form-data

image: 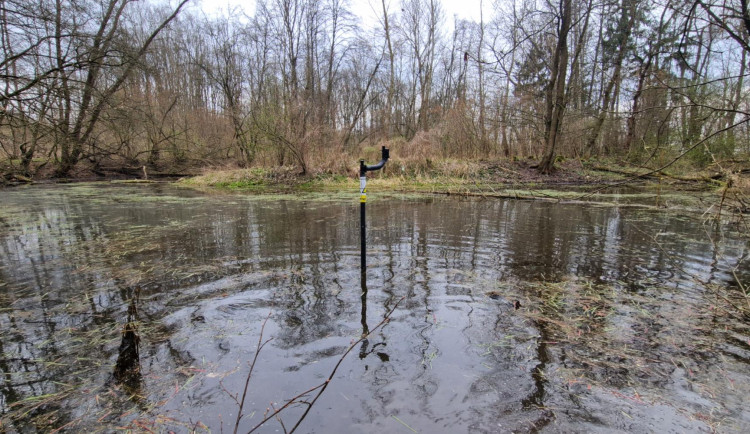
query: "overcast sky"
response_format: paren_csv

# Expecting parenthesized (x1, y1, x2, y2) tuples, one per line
(196, 0, 486, 28)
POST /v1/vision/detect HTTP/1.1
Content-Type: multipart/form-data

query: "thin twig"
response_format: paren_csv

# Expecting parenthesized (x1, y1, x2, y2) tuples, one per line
(271, 403, 288, 434)
(577, 117, 750, 200)
(287, 298, 404, 433)
(731, 269, 750, 310)
(233, 312, 273, 434)
(635, 223, 747, 317)
(246, 383, 326, 433)
(244, 297, 405, 434)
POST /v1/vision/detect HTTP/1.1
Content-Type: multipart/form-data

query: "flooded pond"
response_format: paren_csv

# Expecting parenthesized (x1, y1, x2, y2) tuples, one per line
(1, 183, 749, 432)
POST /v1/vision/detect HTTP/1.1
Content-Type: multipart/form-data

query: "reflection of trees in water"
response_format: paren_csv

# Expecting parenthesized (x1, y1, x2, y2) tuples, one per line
(0, 189, 201, 428)
(1, 186, 747, 431)
(250, 203, 361, 353)
(271, 265, 346, 351)
(0, 192, 360, 424)
(354, 199, 748, 431)
(0, 201, 114, 428)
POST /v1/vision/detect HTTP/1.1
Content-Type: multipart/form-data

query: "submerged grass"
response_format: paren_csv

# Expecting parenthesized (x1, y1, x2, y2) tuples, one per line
(466, 259, 748, 431)
(492, 275, 750, 430)
(2, 180, 747, 431)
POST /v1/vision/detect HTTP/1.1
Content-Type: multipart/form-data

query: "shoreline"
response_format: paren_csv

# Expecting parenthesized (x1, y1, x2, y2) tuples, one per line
(3, 159, 746, 216)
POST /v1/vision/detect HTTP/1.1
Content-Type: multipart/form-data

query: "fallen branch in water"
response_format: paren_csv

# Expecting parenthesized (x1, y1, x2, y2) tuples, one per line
(229, 297, 404, 434)
(231, 312, 273, 434)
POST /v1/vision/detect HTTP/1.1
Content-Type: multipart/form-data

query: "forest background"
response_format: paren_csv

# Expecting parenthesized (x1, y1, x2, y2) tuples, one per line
(1, 0, 749, 184)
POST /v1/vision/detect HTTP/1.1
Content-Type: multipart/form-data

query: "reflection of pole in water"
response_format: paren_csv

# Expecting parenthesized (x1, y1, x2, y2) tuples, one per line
(357, 148, 390, 362)
(360, 274, 369, 336)
(359, 274, 369, 359)
(358, 273, 389, 362)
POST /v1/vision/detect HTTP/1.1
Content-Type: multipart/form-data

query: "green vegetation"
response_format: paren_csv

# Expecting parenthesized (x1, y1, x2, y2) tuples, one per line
(178, 158, 748, 214)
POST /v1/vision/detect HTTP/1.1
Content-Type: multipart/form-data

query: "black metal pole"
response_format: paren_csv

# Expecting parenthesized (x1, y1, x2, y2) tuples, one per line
(359, 146, 389, 274)
(360, 160, 367, 271)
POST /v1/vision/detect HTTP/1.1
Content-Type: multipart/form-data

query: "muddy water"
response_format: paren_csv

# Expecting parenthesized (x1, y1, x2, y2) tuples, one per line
(0, 183, 748, 432)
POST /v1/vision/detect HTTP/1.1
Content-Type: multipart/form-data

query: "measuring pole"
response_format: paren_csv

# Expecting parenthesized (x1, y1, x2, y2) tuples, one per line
(359, 146, 390, 272)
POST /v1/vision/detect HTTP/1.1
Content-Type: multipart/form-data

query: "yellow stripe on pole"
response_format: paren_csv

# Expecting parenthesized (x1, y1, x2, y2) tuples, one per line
(360, 194, 367, 203)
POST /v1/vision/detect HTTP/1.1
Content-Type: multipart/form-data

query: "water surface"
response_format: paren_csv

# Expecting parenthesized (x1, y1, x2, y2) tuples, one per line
(0, 183, 748, 432)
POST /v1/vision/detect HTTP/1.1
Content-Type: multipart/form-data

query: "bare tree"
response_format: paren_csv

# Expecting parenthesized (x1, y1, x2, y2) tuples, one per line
(585, 0, 639, 155)
(2, 0, 748, 179)
(402, 0, 443, 134)
(538, 0, 573, 173)
(60, 0, 189, 175)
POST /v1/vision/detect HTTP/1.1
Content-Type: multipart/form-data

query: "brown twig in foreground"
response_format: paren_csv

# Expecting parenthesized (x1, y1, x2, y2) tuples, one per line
(242, 297, 405, 434)
(233, 312, 273, 434)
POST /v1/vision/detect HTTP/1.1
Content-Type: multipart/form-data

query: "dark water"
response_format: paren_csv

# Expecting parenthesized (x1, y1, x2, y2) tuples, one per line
(0, 183, 748, 433)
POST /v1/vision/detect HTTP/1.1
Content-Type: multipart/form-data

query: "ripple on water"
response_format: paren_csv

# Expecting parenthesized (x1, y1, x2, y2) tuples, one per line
(0, 184, 747, 432)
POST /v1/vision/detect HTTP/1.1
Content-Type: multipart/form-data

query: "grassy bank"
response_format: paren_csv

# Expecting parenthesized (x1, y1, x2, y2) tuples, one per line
(4, 152, 746, 214)
(180, 159, 591, 192)
(178, 158, 749, 214)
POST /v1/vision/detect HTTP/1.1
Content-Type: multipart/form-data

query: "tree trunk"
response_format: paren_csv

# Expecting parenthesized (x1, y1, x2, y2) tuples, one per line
(538, 0, 572, 174)
(624, 55, 651, 155)
(382, 0, 395, 137)
(477, 0, 487, 153)
(724, 44, 746, 151)
(585, 0, 636, 156)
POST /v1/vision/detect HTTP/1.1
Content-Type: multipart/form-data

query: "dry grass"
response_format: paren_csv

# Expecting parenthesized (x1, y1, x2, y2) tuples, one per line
(731, 173, 750, 190)
(308, 144, 357, 176)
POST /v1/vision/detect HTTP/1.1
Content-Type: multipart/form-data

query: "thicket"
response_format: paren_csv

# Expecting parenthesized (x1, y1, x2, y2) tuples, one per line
(1, 0, 749, 179)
